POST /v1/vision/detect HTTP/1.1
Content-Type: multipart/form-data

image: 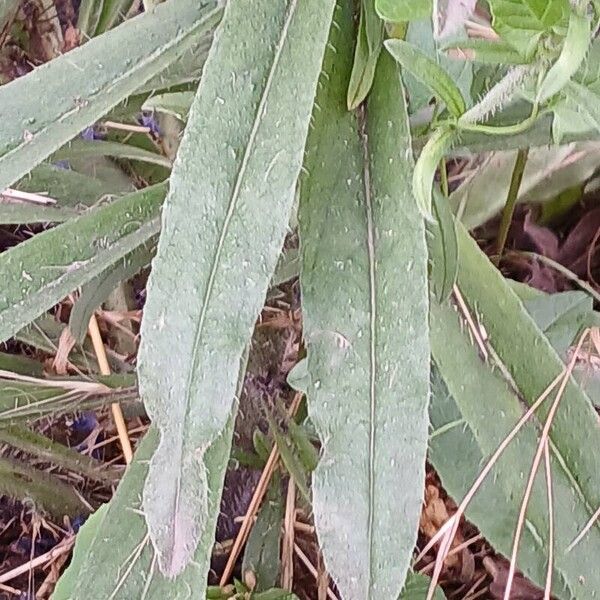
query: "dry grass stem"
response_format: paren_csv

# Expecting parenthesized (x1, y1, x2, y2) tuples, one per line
(293, 543, 337, 600)
(219, 392, 303, 585)
(543, 440, 554, 600)
(87, 314, 133, 464)
(0, 188, 56, 205)
(503, 329, 587, 600)
(281, 480, 296, 590)
(0, 537, 74, 584)
(425, 370, 564, 600)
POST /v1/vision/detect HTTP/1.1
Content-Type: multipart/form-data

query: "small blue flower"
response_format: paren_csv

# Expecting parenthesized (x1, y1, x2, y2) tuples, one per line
(71, 514, 89, 533)
(53, 160, 71, 170)
(139, 112, 161, 137)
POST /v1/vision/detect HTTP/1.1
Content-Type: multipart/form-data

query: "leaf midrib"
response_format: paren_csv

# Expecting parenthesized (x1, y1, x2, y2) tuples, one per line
(358, 104, 378, 593)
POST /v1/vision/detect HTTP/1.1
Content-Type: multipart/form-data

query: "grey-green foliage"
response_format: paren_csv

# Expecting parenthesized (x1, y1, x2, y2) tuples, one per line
(0, 455, 89, 517)
(0, 0, 221, 192)
(68, 242, 155, 343)
(299, 5, 429, 597)
(347, 0, 383, 110)
(137, 0, 335, 578)
(53, 425, 234, 600)
(0, 424, 119, 484)
(430, 299, 600, 598)
(401, 572, 446, 599)
(403, 19, 472, 114)
(0, 183, 165, 344)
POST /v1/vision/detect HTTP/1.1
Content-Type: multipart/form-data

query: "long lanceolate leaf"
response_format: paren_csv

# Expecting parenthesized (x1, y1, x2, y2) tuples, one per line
(299, 6, 430, 597)
(0, 0, 222, 192)
(0, 183, 166, 343)
(138, 0, 335, 577)
(430, 301, 600, 597)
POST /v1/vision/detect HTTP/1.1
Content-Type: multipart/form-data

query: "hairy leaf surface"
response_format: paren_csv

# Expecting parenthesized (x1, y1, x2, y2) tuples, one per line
(299, 5, 429, 597)
(138, 0, 335, 577)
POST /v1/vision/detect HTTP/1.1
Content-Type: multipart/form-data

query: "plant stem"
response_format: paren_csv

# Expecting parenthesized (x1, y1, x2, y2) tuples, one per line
(440, 158, 449, 198)
(496, 148, 529, 258)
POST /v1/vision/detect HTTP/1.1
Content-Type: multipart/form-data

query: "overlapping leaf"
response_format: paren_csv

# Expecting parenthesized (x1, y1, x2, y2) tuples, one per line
(299, 5, 429, 597)
(137, 0, 335, 577)
(0, 0, 221, 191)
(0, 183, 166, 343)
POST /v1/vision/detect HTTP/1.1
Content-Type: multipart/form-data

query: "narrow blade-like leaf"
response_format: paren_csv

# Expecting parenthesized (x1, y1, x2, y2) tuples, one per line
(538, 12, 591, 102)
(0, 0, 221, 191)
(428, 189, 458, 302)
(413, 127, 454, 220)
(138, 0, 335, 577)
(455, 222, 600, 525)
(385, 39, 467, 117)
(430, 299, 600, 597)
(299, 6, 429, 597)
(0, 183, 166, 343)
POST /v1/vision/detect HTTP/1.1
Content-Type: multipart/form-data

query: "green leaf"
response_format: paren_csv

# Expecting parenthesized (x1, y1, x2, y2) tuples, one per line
(268, 414, 310, 503)
(522, 290, 594, 356)
(488, 0, 568, 56)
(0, 455, 89, 517)
(0, 183, 166, 343)
(538, 12, 591, 102)
(0, 425, 119, 484)
(562, 80, 600, 133)
(299, 7, 430, 597)
(96, 0, 136, 35)
(16, 163, 132, 207)
(142, 91, 195, 121)
(69, 242, 154, 343)
(242, 477, 283, 591)
(385, 39, 466, 116)
(0, 375, 136, 423)
(430, 298, 600, 597)
(137, 0, 335, 577)
(551, 40, 600, 141)
(404, 19, 473, 114)
(443, 38, 531, 64)
(376, 0, 432, 22)
(54, 424, 234, 599)
(53, 139, 172, 169)
(288, 419, 319, 472)
(413, 127, 454, 220)
(428, 189, 458, 302)
(0, 0, 221, 192)
(253, 590, 299, 600)
(0, 351, 44, 377)
(454, 222, 600, 553)
(347, 1, 383, 110)
(0, 202, 78, 224)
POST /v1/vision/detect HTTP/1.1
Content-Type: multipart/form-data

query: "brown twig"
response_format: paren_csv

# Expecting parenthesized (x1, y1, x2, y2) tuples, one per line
(281, 480, 296, 590)
(0, 537, 74, 584)
(293, 543, 337, 600)
(87, 315, 133, 464)
(503, 330, 587, 600)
